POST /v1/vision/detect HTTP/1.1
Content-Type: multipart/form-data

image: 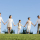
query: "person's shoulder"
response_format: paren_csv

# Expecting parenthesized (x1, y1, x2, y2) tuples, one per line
(37, 19, 39, 21)
(11, 19, 13, 21)
(0, 17, 2, 18)
(30, 20, 32, 22)
(12, 19, 13, 20)
(27, 20, 28, 21)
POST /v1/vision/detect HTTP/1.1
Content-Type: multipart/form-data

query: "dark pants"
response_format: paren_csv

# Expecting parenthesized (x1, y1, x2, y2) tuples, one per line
(37, 24, 40, 34)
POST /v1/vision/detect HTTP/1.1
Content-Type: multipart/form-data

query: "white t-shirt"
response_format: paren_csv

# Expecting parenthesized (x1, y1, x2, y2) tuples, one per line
(35, 19, 40, 25)
(0, 17, 4, 22)
(27, 20, 32, 26)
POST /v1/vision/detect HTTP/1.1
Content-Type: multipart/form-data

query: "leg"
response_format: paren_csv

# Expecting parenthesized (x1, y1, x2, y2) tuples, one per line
(0, 28, 1, 34)
(9, 27, 11, 33)
(8, 27, 10, 34)
(26, 31, 27, 33)
(28, 27, 30, 34)
(0, 24, 1, 34)
(18, 28, 20, 34)
(37, 26, 39, 34)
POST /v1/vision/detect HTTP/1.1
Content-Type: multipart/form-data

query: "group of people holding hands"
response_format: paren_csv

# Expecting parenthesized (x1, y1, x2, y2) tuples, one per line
(0, 13, 40, 34)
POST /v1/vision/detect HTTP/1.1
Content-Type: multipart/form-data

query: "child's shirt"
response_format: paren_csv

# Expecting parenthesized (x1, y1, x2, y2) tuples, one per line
(27, 20, 32, 26)
(16, 23, 24, 29)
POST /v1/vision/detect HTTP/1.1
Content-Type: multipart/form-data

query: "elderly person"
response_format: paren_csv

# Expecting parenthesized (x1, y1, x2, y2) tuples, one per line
(35, 15, 40, 34)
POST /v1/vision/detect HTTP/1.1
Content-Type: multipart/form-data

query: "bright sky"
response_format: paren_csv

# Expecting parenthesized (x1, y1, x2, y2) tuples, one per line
(0, 0, 40, 34)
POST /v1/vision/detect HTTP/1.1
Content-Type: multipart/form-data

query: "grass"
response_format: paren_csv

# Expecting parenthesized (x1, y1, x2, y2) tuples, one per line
(0, 34, 40, 40)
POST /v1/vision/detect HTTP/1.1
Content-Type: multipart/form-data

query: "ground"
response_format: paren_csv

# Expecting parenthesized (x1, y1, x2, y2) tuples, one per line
(0, 34, 40, 40)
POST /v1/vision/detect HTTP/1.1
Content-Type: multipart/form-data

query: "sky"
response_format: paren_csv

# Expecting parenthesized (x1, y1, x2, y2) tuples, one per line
(0, 0, 40, 34)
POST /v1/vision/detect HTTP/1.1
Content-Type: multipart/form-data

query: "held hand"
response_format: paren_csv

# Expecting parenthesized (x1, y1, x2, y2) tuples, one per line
(34, 25, 36, 27)
(4, 23, 6, 25)
(24, 26, 25, 27)
(34, 25, 35, 27)
(14, 25, 15, 26)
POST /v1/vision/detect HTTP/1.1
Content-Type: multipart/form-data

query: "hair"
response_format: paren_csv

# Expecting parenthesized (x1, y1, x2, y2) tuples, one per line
(37, 15, 39, 18)
(0, 13, 1, 14)
(9, 15, 11, 18)
(19, 20, 21, 22)
(28, 17, 30, 20)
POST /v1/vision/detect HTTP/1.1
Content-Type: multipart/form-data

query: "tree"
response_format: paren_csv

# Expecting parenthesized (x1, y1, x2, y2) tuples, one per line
(20, 29, 33, 34)
(3, 29, 15, 34)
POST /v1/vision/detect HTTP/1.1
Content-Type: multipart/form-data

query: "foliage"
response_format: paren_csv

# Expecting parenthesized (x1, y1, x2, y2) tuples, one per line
(3, 29, 15, 34)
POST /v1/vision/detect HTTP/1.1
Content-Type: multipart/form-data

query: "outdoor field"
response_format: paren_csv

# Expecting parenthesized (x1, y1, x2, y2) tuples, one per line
(0, 34, 40, 40)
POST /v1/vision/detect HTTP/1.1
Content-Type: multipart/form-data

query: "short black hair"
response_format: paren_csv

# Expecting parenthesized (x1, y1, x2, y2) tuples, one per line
(28, 17, 30, 20)
(0, 13, 1, 14)
(37, 15, 39, 18)
(19, 20, 21, 21)
(9, 15, 11, 18)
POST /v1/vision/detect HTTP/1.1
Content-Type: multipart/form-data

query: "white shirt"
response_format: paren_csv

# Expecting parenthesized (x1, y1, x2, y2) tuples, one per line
(16, 23, 24, 29)
(7, 19, 14, 24)
(27, 20, 32, 26)
(0, 17, 4, 22)
(35, 19, 40, 25)
(7, 19, 14, 27)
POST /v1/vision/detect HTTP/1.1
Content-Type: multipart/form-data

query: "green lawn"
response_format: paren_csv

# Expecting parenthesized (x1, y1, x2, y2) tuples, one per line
(0, 34, 40, 40)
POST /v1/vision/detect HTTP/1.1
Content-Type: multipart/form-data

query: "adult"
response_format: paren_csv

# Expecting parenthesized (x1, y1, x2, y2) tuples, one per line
(24, 17, 34, 34)
(0, 13, 5, 33)
(35, 15, 40, 34)
(5, 15, 15, 34)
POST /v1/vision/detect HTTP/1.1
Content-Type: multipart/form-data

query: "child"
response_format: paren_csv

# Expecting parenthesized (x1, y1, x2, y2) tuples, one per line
(14, 20, 24, 34)
(24, 17, 34, 34)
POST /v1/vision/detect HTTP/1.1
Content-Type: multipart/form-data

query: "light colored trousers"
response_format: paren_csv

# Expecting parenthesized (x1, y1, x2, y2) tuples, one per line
(27, 26, 31, 32)
(0, 23, 1, 33)
(18, 28, 20, 34)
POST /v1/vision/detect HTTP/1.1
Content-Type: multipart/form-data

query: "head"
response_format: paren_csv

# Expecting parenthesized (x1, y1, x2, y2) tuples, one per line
(9, 15, 12, 18)
(0, 13, 1, 16)
(28, 17, 30, 20)
(37, 15, 40, 19)
(19, 20, 21, 23)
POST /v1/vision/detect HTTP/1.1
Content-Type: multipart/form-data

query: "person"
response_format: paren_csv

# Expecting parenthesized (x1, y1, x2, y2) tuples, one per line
(0, 13, 5, 33)
(5, 15, 15, 34)
(35, 15, 40, 34)
(14, 20, 24, 34)
(24, 17, 34, 34)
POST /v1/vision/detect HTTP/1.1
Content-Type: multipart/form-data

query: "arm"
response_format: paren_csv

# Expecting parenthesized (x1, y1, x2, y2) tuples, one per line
(35, 20, 38, 26)
(21, 24, 24, 27)
(1, 18, 4, 24)
(5, 19, 9, 24)
(12, 19, 15, 26)
(25, 21, 28, 27)
(14, 23, 18, 26)
(31, 22, 34, 26)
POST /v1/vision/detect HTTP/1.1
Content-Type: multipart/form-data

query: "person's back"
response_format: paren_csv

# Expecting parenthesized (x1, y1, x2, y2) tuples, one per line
(27, 20, 32, 26)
